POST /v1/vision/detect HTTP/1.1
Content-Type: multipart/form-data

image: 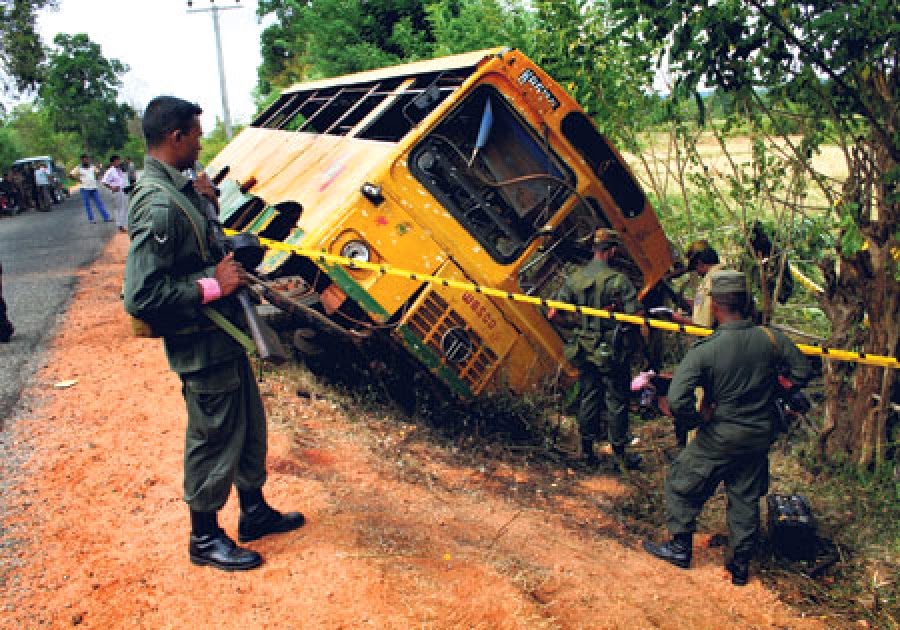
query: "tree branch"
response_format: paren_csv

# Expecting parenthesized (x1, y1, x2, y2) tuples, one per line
(744, 0, 898, 162)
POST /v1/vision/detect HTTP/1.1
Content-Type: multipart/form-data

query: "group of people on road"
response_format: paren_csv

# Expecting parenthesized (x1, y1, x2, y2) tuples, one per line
(553, 230, 811, 586)
(70, 154, 137, 231)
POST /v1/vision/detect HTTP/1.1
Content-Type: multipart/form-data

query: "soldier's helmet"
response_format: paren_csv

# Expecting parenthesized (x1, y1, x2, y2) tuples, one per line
(594, 228, 622, 248)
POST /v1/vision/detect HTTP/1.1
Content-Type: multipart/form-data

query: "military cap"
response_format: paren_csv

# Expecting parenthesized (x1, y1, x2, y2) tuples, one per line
(685, 239, 711, 270)
(709, 270, 749, 295)
(594, 228, 622, 247)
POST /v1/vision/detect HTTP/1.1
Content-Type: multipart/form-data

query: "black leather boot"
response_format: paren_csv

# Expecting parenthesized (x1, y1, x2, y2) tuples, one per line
(189, 510, 262, 571)
(725, 552, 751, 586)
(612, 445, 642, 471)
(643, 533, 692, 569)
(237, 487, 305, 543)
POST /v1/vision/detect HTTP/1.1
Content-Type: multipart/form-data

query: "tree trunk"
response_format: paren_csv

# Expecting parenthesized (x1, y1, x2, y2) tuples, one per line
(818, 136, 899, 470)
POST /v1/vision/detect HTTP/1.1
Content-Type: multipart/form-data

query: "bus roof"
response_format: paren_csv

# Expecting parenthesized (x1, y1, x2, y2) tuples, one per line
(282, 48, 507, 95)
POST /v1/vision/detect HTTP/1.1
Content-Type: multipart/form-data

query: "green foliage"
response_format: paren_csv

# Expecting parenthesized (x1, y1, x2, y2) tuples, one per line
(119, 134, 145, 168)
(425, 0, 532, 56)
(0, 125, 23, 170)
(0, 104, 81, 171)
(0, 0, 56, 93)
(256, 0, 435, 94)
(525, 0, 664, 151)
(199, 119, 244, 166)
(39, 33, 132, 156)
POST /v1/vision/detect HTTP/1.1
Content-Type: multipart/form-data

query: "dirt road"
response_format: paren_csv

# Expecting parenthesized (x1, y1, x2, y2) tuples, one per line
(0, 236, 825, 629)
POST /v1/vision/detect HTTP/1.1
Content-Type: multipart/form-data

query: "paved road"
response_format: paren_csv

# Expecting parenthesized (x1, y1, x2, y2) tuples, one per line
(0, 192, 117, 427)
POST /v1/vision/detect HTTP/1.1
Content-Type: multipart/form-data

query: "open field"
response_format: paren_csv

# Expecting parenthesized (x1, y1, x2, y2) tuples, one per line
(624, 131, 849, 214)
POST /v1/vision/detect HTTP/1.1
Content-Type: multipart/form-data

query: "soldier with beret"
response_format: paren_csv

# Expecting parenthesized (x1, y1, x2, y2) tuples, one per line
(643, 270, 810, 585)
(548, 228, 644, 471)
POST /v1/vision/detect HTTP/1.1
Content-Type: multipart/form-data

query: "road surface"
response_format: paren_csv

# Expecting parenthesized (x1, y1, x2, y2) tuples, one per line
(0, 192, 117, 426)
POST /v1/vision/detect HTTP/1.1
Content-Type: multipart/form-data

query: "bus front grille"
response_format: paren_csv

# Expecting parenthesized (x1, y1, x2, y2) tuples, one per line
(405, 291, 498, 393)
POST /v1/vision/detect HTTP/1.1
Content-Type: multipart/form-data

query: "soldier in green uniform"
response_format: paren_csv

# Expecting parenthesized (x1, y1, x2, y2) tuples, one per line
(123, 96, 303, 572)
(550, 228, 643, 471)
(643, 270, 810, 585)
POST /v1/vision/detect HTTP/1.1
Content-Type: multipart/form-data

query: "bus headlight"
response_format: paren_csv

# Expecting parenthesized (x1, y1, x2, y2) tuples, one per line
(340, 240, 371, 263)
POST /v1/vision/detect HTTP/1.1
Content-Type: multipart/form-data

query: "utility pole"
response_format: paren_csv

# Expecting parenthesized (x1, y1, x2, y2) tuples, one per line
(186, 0, 242, 140)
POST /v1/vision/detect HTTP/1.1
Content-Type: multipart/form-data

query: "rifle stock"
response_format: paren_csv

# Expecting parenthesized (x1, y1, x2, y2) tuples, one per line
(236, 290, 288, 364)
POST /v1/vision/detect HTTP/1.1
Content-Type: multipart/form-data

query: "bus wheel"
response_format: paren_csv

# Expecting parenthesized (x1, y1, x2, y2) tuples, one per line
(293, 328, 323, 355)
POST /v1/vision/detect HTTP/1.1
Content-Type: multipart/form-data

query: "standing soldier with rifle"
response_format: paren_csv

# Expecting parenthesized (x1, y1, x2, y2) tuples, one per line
(548, 228, 644, 471)
(123, 96, 301, 572)
(643, 271, 810, 586)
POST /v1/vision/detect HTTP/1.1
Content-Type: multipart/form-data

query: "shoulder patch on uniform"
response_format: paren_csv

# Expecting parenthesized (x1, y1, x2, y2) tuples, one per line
(148, 202, 176, 252)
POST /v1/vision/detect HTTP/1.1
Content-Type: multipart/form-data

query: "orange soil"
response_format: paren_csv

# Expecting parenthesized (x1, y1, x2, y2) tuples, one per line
(1, 236, 826, 629)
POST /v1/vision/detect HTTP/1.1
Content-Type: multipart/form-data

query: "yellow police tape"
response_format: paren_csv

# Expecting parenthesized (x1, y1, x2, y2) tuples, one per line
(235, 232, 899, 370)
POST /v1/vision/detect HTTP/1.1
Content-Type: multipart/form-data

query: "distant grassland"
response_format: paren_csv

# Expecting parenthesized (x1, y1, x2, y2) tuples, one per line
(626, 132, 849, 212)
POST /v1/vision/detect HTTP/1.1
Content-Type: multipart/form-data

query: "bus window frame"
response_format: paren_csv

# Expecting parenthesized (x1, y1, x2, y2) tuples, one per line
(408, 84, 576, 265)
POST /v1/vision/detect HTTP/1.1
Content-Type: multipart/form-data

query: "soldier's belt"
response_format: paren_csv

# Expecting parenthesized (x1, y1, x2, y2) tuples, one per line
(228, 230, 900, 370)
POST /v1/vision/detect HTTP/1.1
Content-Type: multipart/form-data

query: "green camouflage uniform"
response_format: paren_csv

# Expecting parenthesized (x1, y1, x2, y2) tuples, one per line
(123, 156, 267, 513)
(558, 258, 641, 451)
(665, 319, 810, 555)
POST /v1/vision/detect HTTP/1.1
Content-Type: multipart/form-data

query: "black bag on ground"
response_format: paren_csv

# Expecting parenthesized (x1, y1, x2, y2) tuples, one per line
(766, 494, 818, 562)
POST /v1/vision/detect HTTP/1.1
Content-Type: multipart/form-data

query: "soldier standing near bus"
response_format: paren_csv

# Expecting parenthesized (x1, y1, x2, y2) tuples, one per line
(643, 270, 810, 585)
(123, 96, 304, 572)
(549, 228, 643, 471)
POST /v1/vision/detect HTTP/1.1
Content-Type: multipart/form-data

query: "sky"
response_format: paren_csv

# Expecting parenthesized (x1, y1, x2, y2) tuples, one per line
(37, 0, 273, 133)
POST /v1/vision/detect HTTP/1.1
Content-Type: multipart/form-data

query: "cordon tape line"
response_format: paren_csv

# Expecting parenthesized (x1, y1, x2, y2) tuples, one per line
(232, 231, 899, 370)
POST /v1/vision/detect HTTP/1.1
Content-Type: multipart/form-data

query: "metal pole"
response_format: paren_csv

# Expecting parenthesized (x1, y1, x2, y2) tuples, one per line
(187, 2, 242, 140)
(210, 6, 233, 139)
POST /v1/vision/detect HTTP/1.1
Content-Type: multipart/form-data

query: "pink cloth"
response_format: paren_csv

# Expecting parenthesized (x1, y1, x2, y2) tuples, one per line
(630, 370, 656, 392)
(197, 277, 222, 304)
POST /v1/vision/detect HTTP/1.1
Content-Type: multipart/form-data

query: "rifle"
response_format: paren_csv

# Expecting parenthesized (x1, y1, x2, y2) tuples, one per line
(198, 164, 288, 364)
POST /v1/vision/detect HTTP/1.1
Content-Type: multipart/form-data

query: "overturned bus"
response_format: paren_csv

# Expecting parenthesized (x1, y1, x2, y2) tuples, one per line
(207, 48, 673, 399)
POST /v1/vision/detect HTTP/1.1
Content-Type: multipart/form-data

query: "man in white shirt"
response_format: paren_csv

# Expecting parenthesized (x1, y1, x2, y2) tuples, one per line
(70, 154, 111, 224)
(102, 154, 129, 232)
(34, 164, 51, 210)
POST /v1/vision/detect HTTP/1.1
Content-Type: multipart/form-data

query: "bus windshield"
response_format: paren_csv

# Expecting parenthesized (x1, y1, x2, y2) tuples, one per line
(410, 86, 574, 263)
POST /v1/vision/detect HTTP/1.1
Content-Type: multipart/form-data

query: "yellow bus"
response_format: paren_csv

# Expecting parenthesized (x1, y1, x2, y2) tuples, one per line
(208, 48, 673, 399)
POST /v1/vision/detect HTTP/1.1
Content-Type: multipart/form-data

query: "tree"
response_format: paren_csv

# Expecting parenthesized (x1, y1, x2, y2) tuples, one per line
(0, 124, 23, 170)
(425, 0, 532, 56)
(3, 103, 77, 162)
(613, 0, 900, 469)
(39, 33, 132, 156)
(0, 0, 57, 94)
(256, 0, 434, 94)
